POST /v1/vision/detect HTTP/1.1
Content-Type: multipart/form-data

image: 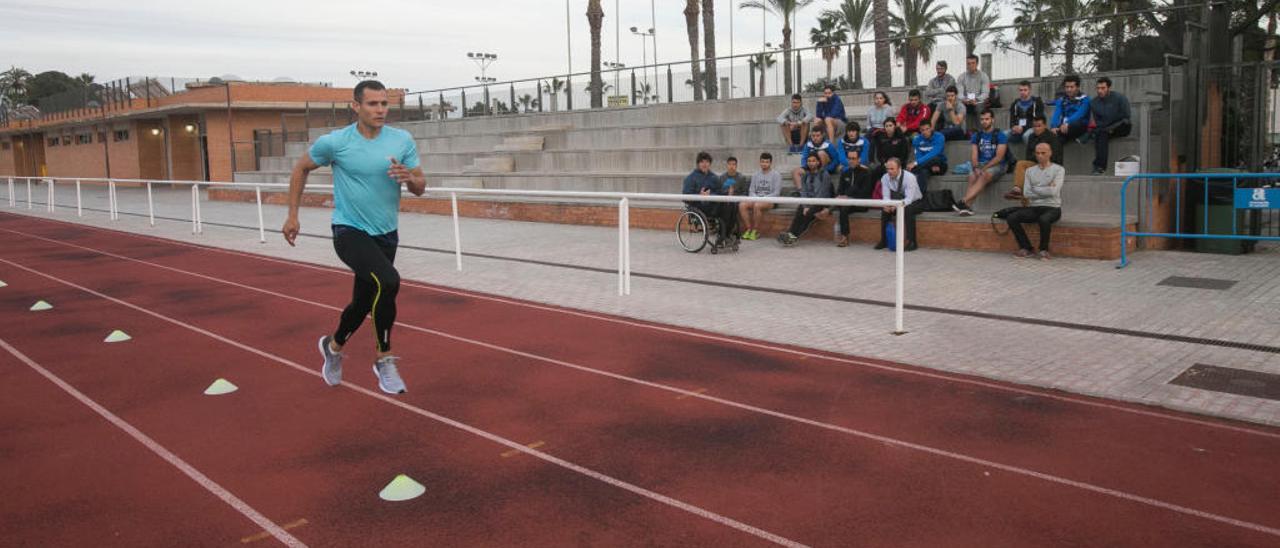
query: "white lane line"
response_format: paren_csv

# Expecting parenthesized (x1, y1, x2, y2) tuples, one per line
(0, 337, 307, 548)
(6, 217, 1273, 441)
(4, 232, 1280, 538)
(0, 257, 806, 548)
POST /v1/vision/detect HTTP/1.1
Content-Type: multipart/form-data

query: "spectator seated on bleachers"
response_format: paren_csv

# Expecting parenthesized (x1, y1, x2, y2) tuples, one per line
(923, 60, 956, 114)
(1013, 115, 1062, 190)
(1006, 80, 1046, 145)
(1003, 142, 1064, 260)
(869, 119, 910, 183)
(866, 91, 896, 135)
(814, 84, 848, 142)
(873, 158, 923, 252)
(1050, 74, 1091, 148)
(839, 122, 871, 166)
(719, 156, 749, 195)
(793, 127, 848, 190)
(777, 94, 813, 154)
(896, 89, 931, 137)
(682, 151, 738, 244)
(908, 119, 947, 193)
(1087, 76, 1132, 175)
(778, 153, 834, 247)
(954, 109, 1010, 216)
(931, 86, 968, 141)
(739, 152, 782, 241)
(835, 149, 875, 248)
(956, 54, 991, 129)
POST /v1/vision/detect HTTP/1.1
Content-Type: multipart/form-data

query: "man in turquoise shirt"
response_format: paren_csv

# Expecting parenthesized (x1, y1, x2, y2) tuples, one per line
(282, 80, 426, 395)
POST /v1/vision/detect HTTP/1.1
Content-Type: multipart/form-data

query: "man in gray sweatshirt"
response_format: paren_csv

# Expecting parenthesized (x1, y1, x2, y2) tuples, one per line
(956, 54, 991, 130)
(923, 60, 956, 112)
(1005, 142, 1064, 260)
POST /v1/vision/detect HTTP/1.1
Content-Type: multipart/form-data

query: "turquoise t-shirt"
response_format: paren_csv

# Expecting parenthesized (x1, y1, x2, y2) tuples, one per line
(309, 124, 421, 236)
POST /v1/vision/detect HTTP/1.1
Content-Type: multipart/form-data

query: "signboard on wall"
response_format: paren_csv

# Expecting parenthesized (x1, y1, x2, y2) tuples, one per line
(1235, 187, 1280, 209)
(607, 95, 629, 108)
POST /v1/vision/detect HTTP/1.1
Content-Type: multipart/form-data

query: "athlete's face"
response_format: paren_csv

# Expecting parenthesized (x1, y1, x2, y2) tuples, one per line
(353, 89, 390, 129)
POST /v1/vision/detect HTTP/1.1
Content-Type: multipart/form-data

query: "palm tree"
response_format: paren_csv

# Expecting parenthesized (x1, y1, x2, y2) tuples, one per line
(587, 0, 605, 108)
(890, 0, 950, 87)
(518, 93, 534, 113)
(684, 0, 705, 101)
(740, 0, 816, 96)
(810, 13, 849, 83)
(947, 0, 1001, 56)
(1046, 0, 1093, 75)
(825, 0, 872, 89)
(872, 0, 891, 87)
(748, 52, 776, 96)
(703, 0, 720, 100)
(0, 67, 32, 106)
(542, 78, 566, 111)
(1009, 0, 1056, 77)
(633, 82, 658, 104)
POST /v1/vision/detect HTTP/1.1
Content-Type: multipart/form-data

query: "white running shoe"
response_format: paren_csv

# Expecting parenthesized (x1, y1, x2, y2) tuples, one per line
(374, 356, 407, 394)
(319, 335, 343, 386)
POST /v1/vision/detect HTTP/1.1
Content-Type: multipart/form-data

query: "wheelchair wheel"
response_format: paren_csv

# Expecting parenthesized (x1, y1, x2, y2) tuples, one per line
(676, 210, 710, 253)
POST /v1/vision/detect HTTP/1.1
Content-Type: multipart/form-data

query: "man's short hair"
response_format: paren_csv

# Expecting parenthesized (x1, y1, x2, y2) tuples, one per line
(1018, 80, 1031, 88)
(354, 80, 386, 102)
(791, 93, 802, 101)
(980, 108, 994, 118)
(908, 89, 921, 98)
(1032, 114, 1047, 124)
(760, 152, 773, 161)
(936, 60, 948, 69)
(696, 151, 712, 164)
(823, 84, 835, 92)
(1097, 76, 1113, 87)
(846, 121, 862, 134)
(727, 156, 738, 163)
(885, 157, 901, 168)
(918, 118, 932, 127)
(966, 53, 979, 63)
(811, 126, 825, 134)
(1063, 74, 1081, 86)
(945, 85, 958, 94)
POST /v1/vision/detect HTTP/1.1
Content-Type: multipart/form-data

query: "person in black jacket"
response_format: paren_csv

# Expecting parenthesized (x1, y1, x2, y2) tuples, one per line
(1088, 76, 1132, 175)
(869, 118, 910, 183)
(1007, 80, 1046, 145)
(834, 150, 875, 247)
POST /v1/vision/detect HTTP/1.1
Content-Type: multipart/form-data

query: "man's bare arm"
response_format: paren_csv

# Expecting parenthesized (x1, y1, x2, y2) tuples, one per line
(282, 155, 320, 246)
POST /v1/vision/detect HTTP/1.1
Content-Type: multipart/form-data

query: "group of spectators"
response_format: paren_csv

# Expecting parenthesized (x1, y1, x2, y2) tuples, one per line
(684, 61, 1133, 259)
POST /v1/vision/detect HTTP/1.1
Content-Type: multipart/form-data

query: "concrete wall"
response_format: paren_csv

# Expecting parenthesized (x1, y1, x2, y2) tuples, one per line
(0, 136, 16, 176)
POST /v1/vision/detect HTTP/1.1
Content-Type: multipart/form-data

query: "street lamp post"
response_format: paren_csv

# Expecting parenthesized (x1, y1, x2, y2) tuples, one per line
(349, 69, 379, 83)
(630, 27, 654, 103)
(603, 61, 626, 104)
(468, 52, 498, 115)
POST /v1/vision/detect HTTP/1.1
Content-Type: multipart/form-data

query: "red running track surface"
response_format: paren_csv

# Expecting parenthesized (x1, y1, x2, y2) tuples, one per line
(1, 211, 1278, 547)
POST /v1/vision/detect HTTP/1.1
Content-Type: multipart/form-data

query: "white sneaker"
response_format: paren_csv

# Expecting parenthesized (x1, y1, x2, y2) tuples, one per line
(374, 356, 407, 394)
(318, 335, 343, 387)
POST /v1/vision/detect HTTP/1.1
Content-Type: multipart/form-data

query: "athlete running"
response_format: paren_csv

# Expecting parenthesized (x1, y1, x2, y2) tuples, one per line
(281, 80, 426, 394)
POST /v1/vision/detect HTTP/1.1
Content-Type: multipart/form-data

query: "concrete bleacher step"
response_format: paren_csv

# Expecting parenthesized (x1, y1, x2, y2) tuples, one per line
(462, 156, 516, 173)
(493, 135, 545, 152)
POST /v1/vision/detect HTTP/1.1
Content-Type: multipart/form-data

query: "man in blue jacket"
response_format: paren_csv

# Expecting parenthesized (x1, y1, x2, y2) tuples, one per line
(814, 84, 848, 141)
(907, 119, 946, 193)
(683, 151, 737, 244)
(793, 126, 848, 189)
(1050, 74, 1090, 145)
(1087, 76, 1131, 174)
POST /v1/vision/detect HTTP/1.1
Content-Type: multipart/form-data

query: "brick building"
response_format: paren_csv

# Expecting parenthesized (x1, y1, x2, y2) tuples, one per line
(0, 80, 386, 182)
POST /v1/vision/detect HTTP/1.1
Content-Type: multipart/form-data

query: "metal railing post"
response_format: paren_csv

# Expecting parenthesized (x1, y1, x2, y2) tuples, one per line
(107, 179, 116, 220)
(255, 184, 265, 243)
(191, 184, 198, 234)
(26, 178, 32, 209)
(623, 198, 631, 295)
(147, 182, 155, 226)
(75, 179, 82, 216)
(451, 192, 462, 271)
(7, 177, 13, 207)
(617, 198, 625, 296)
(894, 202, 905, 334)
(46, 179, 54, 213)
(194, 184, 203, 233)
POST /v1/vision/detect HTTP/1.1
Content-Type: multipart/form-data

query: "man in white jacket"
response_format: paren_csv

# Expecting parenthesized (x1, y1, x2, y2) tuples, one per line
(874, 158, 923, 251)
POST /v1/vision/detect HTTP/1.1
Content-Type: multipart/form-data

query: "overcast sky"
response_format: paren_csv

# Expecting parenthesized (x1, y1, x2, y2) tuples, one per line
(2, 0, 999, 92)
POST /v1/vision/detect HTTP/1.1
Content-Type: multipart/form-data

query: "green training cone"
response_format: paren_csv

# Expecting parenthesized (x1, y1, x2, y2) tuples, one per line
(29, 300, 52, 311)
(103, 330, 132, 343)
(203, 378, 238, 396)
(378, 474, 425, 502)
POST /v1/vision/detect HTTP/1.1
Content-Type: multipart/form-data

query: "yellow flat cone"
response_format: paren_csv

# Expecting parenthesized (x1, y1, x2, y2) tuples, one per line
(203, 378, 238, 396)
(29, 300, 52, 311)
(103, 330, 132, 343)
(378, 474, 425, 502)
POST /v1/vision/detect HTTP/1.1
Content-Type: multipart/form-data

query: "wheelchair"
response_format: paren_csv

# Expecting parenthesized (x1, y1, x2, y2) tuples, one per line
(676, 206, 740, 254)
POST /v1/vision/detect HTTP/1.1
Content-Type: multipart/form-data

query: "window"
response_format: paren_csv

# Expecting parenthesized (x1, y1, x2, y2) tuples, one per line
(48, 137, 59, 147)
(0, 141, 9, 151)
(113, 129, 130, 142)
(61, 135, 71, 146)
(77, 134, 93, 145)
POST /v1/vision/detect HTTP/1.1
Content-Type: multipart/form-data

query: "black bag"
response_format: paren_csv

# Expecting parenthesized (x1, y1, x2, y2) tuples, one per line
(985, 84, 1002, 109)
(990, 206, 1022, 235)
(923, 189, 956, 212)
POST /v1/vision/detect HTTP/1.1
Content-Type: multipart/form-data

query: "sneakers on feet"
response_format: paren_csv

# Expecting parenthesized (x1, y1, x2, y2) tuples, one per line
(1014, 248, 1035, 259)
(952, 201, 973, 216)
(836, 235, 849, 247)
(744, 229, 758, 240)
(1038, 250, 1053, 261)
(1091, 166, 1106, 175)
(318, 335, 343, 386)
(905, 241, 918, 251)
(874, 241, 888, 250)
(374, 356, 407, 394)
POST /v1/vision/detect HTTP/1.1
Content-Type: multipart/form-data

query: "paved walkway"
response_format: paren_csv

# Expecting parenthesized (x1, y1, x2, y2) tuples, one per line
(7, 183, 1280, 426)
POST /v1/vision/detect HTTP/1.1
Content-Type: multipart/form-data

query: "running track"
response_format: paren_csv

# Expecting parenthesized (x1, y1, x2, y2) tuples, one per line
(1, 211, 1278, 547)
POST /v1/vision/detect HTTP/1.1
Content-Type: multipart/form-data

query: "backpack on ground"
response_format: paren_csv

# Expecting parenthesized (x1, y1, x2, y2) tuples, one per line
(923, 189, 957, 212)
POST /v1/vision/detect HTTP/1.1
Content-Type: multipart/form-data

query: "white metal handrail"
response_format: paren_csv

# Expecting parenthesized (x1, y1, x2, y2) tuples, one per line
(5, 175, 910, 333)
